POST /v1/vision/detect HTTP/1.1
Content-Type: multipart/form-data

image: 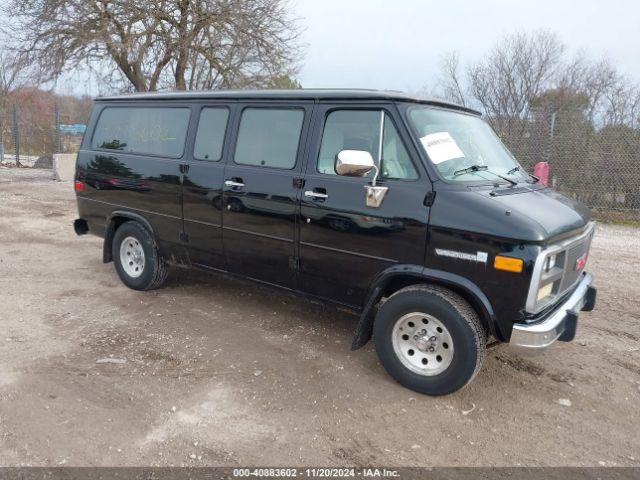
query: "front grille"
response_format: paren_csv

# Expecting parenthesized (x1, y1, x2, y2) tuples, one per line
(526, 222, 595, 313)
(559, 234, 593, 295)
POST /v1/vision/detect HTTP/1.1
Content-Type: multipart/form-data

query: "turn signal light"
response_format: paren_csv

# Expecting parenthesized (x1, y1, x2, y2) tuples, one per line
(494, 255, 524, 273)
(74, 181, 85, 192)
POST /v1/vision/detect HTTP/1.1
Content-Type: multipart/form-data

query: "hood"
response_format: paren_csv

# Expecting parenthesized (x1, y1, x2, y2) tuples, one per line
(429, 184, 591, 243)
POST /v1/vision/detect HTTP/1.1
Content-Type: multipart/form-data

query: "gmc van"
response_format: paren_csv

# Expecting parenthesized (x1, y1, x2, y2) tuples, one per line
(74, 89, 596, 395)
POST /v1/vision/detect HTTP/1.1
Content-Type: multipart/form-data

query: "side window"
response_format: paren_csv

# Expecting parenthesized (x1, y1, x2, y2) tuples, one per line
(92, 107, 190, 157)
(234, 108, 304, 169)
(193, 107, 229, 161)
(317, 110, 418, 180)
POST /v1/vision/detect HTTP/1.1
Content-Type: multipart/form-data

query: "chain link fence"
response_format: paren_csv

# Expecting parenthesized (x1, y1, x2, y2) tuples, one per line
(0, 104, 85, 168)
(496, 106, 640, 223)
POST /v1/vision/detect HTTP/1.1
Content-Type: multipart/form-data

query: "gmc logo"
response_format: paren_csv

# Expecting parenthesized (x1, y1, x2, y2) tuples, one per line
(575, 253, 588, 271)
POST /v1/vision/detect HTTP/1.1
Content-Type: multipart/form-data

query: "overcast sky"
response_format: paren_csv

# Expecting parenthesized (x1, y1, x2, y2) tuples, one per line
(293, 0, 640, 93)
(51, 0, 639, 96)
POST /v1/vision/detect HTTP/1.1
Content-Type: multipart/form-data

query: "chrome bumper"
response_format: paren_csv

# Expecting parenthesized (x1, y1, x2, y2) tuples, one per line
(510, 273, 596, 352)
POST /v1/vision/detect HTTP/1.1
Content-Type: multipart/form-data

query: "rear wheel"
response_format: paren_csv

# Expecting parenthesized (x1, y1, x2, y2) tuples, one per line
(112, 221, 168, 290)
(373, 284, 486, 395)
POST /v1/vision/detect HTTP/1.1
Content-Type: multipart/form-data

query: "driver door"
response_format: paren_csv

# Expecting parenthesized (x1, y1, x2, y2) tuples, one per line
(298, 104, 432, 308)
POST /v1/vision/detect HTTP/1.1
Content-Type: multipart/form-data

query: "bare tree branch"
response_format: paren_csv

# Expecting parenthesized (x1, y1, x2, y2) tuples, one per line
(433, 30, 640, 132)
(4, 0, 304, 92)
(438, 51, 466, 107)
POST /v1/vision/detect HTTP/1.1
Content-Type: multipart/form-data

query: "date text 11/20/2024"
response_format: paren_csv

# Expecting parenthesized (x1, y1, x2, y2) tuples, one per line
(233, 468, 399, 477)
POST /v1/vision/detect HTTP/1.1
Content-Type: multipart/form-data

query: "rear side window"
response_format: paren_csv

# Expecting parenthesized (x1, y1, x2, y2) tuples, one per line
(92, 107, 190, 157)
(193, 107, 229, 161)
(234, 108, 304, 169)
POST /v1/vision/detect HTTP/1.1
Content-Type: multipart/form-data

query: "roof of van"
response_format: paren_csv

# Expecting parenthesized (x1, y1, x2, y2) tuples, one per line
(96, 88, 480, 115)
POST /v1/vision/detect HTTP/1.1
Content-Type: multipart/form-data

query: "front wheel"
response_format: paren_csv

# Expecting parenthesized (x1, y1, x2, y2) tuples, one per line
(373, 284, 486, 395)
(112, 221, 168, 291)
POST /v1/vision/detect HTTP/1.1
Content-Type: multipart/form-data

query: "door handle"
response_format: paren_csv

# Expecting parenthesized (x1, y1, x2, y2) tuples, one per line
(305, 190, 329, 200)
(225, 179, 245, 188)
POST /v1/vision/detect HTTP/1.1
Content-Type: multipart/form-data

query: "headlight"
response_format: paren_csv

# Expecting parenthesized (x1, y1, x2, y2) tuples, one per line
(529, 250, 566, 311)
(536, 282, 554, 302)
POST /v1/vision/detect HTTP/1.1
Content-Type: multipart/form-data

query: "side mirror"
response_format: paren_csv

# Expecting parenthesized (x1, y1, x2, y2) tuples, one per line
(335, 149, 388, 209)
(335, 150, 375, 177)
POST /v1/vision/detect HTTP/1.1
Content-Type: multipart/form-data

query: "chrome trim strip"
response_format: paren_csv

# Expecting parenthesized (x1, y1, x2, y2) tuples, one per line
(512, 273, 592, 350)
(78, 196, 182, 220)
(525, 222, 595, 313)
(223, 226, 293, 243)
(300, 241, 398, 263)
(184, 218, 221, 228)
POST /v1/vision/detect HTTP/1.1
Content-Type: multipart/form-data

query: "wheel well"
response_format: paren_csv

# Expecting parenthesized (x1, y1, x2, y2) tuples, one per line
(102, 216, 135, 263)
(380, 275, 494, 337)
(351, 273, 496, 351)
(112, 216, 131, 231)
(381, 275, 424, 300)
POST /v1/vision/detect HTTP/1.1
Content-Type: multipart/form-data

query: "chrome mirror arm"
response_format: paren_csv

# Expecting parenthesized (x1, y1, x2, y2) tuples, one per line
(363, 111, 388, 208)
(370, 163, 380, 186)
(373, 111, 384, 187)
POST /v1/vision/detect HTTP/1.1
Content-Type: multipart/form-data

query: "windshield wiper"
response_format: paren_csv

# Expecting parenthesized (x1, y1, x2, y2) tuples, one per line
(454, 164, 517, 186)
(454, 164, 488, 176)
(507, 165, 540, 183)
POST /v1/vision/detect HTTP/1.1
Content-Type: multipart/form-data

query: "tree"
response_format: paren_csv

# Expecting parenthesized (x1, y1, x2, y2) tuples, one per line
(0, 45, 36, 115)
(5, 0, 304, 92)
(1, 45, 35, 163)
(266, 74, 302, 89)
(433, 30, 640, 221)
(436, 31, 640, 132)
(436, 31, 566, 134)
(438, 51, 467, 107)
(466, 31, 565, 136)
(1, 52, 21, 101)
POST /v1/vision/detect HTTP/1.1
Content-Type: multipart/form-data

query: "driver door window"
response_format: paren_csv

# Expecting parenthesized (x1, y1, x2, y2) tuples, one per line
(317, 110, 418, 180)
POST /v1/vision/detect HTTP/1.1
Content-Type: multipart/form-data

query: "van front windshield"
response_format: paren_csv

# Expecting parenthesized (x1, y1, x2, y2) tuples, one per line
(407, 106, 530, 184)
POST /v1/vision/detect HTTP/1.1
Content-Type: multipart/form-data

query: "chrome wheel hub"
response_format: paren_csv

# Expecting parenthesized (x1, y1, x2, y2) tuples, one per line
(120, 236, 145, 278)
(414, 330, 438, 352)
(392, 312, 454, 376)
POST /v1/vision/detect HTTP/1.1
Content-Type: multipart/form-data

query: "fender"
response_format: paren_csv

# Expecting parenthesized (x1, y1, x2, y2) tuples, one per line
(102, 210, 158, 263)
(351, 265, 496, 350)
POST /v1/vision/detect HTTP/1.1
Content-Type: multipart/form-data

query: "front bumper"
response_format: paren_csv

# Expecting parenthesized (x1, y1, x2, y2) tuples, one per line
(509, 273, 596, 352)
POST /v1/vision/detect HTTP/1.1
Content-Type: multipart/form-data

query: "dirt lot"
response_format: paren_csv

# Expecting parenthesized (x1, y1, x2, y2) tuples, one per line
(0, 167, 639, 467)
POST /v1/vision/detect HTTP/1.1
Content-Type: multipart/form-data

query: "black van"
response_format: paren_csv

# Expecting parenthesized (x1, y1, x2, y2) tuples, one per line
(74, 89, 596, 395)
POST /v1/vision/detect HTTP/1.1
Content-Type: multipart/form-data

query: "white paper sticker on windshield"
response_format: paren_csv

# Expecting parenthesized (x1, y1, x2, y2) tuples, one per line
(420, 132, 465, 164)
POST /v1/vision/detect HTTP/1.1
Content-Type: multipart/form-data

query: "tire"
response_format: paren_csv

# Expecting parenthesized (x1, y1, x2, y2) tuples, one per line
(373, 284, 486, 395)
(112, 221, 168, 291)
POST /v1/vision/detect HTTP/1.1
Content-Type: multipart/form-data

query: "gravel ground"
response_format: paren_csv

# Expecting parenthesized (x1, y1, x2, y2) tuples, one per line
(0, 167, 639, 467)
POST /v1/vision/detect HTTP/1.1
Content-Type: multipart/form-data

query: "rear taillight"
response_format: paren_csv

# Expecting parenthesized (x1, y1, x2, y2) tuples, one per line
(74, 181, 85, 192)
